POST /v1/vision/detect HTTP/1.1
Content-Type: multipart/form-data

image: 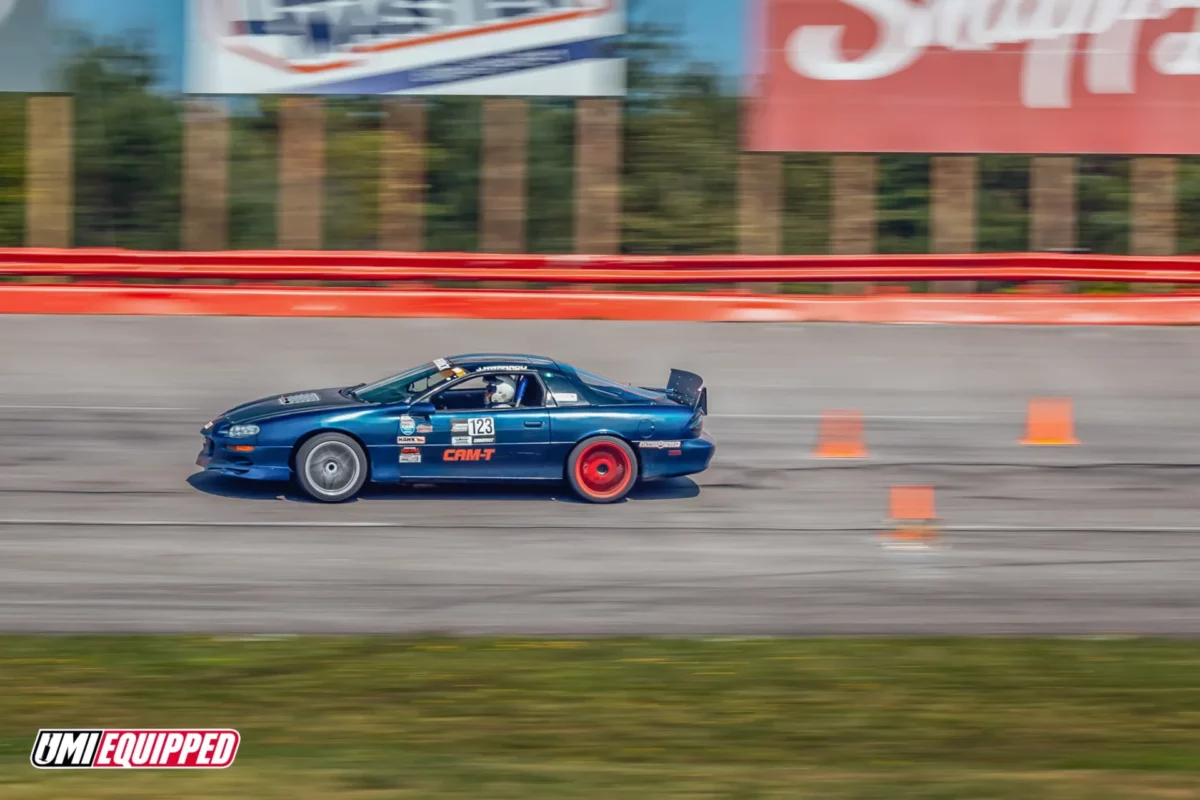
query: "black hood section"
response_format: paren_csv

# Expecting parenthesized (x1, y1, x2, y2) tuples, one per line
(221, 387, 361, 424)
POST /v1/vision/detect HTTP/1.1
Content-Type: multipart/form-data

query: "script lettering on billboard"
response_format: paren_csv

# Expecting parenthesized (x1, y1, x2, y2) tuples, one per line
(787, 0, 1200, 108)
(748, 0, 1200, 153)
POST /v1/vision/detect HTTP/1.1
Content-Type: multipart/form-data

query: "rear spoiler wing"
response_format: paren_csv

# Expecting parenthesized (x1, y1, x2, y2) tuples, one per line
(666, 369, 707, 415)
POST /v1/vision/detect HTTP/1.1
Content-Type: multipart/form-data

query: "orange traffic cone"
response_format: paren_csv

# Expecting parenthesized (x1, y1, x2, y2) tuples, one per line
(813, 410, 867, 458)
(1021, 397, 1079, 446)
(880, 485, 939, 549)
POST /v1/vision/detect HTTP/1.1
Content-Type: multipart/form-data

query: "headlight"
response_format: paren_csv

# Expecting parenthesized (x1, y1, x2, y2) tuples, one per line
(226, 424, 260, 438)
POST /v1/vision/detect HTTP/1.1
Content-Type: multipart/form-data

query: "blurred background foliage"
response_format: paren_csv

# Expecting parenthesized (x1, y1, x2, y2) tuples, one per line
(0, 94, 25, 247)
(0, 26, 1169, 254)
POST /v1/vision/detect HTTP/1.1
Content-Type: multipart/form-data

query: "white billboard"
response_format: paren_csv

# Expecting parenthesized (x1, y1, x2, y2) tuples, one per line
(187, 0, 624, 96)
(0, 0, 50, 92)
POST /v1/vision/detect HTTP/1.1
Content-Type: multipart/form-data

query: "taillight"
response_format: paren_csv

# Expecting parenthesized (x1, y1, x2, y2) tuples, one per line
(688, 413, 704, 435)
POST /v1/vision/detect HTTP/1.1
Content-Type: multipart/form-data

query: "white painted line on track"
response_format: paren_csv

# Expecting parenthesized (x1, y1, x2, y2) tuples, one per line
(0, 519, 409, 527)
(0, 408, 984, 421)
(708, 414, 984, 421)
(946, 525, 1200, 533)
(0, 405, 198, 412)
(1, 519, 1200, 534)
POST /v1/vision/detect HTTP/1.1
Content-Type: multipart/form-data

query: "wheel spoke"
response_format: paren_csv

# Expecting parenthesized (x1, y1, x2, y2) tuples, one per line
(304, 441, 360, 497)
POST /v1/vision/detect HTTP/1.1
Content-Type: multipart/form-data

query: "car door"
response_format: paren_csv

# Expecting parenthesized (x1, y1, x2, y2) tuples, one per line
(399, 372, 553, 480)
(366, 366, 457, 482)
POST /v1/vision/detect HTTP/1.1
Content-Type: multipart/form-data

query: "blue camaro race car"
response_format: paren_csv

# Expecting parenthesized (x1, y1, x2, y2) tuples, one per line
(197, 354, 714, 503)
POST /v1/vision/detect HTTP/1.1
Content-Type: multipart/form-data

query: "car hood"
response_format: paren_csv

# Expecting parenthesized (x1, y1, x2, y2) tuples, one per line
(218, 387, 362, 425)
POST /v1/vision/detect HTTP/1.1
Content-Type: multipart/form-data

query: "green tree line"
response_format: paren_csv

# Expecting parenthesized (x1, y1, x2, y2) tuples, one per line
(3, 28, 1199, 254)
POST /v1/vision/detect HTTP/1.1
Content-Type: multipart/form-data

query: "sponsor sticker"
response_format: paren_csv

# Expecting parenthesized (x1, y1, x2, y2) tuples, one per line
(30, 729, 240, 770)
(472, 437, 495, 444)
(396, 436, 425, 445)
(416, 424, 434, 434)
(450, 419, 469, 434)
(203, 421, 213, 431)
(399, 416, 417, 436)
(399, 447, 421, 464)
(443, 448, 496, 462)
(552, 392, 579, 403)
(433, 358, 451, 371)
(467, 417, 495, 437)
(475, 365, 526, 372)
(451, 436, 472, 446)
(638, 440, 683, 449)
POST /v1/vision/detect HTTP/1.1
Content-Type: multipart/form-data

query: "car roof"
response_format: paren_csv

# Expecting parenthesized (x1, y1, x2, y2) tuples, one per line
(446, 353, 561, 370)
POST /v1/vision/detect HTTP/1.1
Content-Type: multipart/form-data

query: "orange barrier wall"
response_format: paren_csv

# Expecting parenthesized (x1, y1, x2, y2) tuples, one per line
(1, 248, 1200, 283)
(4, 249, 1200, 323)
(5, 285, 1200, 324)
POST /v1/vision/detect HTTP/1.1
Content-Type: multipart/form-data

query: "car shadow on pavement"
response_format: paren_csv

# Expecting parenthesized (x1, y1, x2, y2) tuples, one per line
(187, 472, 700, 505)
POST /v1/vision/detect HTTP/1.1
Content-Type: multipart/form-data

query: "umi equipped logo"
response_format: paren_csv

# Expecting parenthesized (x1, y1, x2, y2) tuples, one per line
(30, 729, 240, 769)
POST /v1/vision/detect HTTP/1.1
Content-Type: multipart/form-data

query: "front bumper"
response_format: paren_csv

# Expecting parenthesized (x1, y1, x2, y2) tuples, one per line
(196, 435, 291, 481)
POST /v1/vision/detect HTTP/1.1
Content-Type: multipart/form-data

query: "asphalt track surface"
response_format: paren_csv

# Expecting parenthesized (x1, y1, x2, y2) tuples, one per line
(2, 316, 1200, 635)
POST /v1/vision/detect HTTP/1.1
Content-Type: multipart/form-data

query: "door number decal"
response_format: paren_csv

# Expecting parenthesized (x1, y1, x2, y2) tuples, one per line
(468, 417, 495, 437)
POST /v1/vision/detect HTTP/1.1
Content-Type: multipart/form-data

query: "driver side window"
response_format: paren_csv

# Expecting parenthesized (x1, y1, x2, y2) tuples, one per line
(429, 372, 546, 411)
(406, 370, 453, 395)
(433, 376, 488, 411)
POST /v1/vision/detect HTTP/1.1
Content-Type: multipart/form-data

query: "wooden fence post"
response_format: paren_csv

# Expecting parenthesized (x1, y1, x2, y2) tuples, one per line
(1031, 156, 1077, 252)
(831, 154, 876, 293)
(575, 98, 621, 255)
(278, 97, 325, 250)
(931, 155, 977, 292)
(182, 98, 230, 251)
(25, 96, 73, 248)
(738, 152, 782, 292)
(379, 98, 426, 252)
(1132, 156, 1177, 293)
(481, 98, 529, 254)
(1030, 156, 1078, 292)
(1131, 157, 1176, 257)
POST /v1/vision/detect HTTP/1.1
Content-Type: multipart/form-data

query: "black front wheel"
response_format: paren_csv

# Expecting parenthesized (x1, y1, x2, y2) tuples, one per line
(295, 433, 368, 503)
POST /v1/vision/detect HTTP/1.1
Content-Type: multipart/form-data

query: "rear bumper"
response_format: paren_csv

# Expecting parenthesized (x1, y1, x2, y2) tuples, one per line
(196, 436, 291, 481)
(638, 431, 715, 480)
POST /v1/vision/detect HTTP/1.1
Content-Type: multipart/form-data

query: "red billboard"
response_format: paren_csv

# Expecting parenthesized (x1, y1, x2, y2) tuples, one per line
(747, 0, 1200, 154)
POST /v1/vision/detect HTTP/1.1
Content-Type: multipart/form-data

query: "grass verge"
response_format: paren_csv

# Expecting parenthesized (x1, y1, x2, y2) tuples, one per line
(3, 636, 1200, 798)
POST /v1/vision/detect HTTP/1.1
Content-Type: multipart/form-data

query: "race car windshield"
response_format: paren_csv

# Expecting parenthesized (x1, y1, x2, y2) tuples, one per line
(354, 364, 455, 405)
(573, 368, 663, 404)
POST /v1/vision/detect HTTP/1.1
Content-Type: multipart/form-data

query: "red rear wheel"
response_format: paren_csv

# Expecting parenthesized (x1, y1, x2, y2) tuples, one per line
(567, 437, 637, 503)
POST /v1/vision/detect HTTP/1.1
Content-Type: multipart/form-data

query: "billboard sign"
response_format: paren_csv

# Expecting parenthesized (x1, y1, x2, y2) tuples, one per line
(0, 0, 50, 92)
(188, 0, 625, 96)
(747, 0, 1200, 154)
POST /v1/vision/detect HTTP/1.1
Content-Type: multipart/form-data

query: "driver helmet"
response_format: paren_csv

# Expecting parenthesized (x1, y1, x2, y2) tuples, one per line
(485, 375, 516, 406)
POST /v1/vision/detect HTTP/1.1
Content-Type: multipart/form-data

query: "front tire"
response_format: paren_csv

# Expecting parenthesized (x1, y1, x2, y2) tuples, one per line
(295, 433, 367, 503)
(567, 436, 638, 504)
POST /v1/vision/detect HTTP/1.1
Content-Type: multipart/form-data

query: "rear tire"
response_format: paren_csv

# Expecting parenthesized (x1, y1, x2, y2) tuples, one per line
(295, 433, 368, 503)
(566, 436, 638, 504)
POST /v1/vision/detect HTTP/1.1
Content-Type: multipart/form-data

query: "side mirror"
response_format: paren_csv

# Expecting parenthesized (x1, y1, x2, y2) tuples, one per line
(407, 401, 436, 417)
